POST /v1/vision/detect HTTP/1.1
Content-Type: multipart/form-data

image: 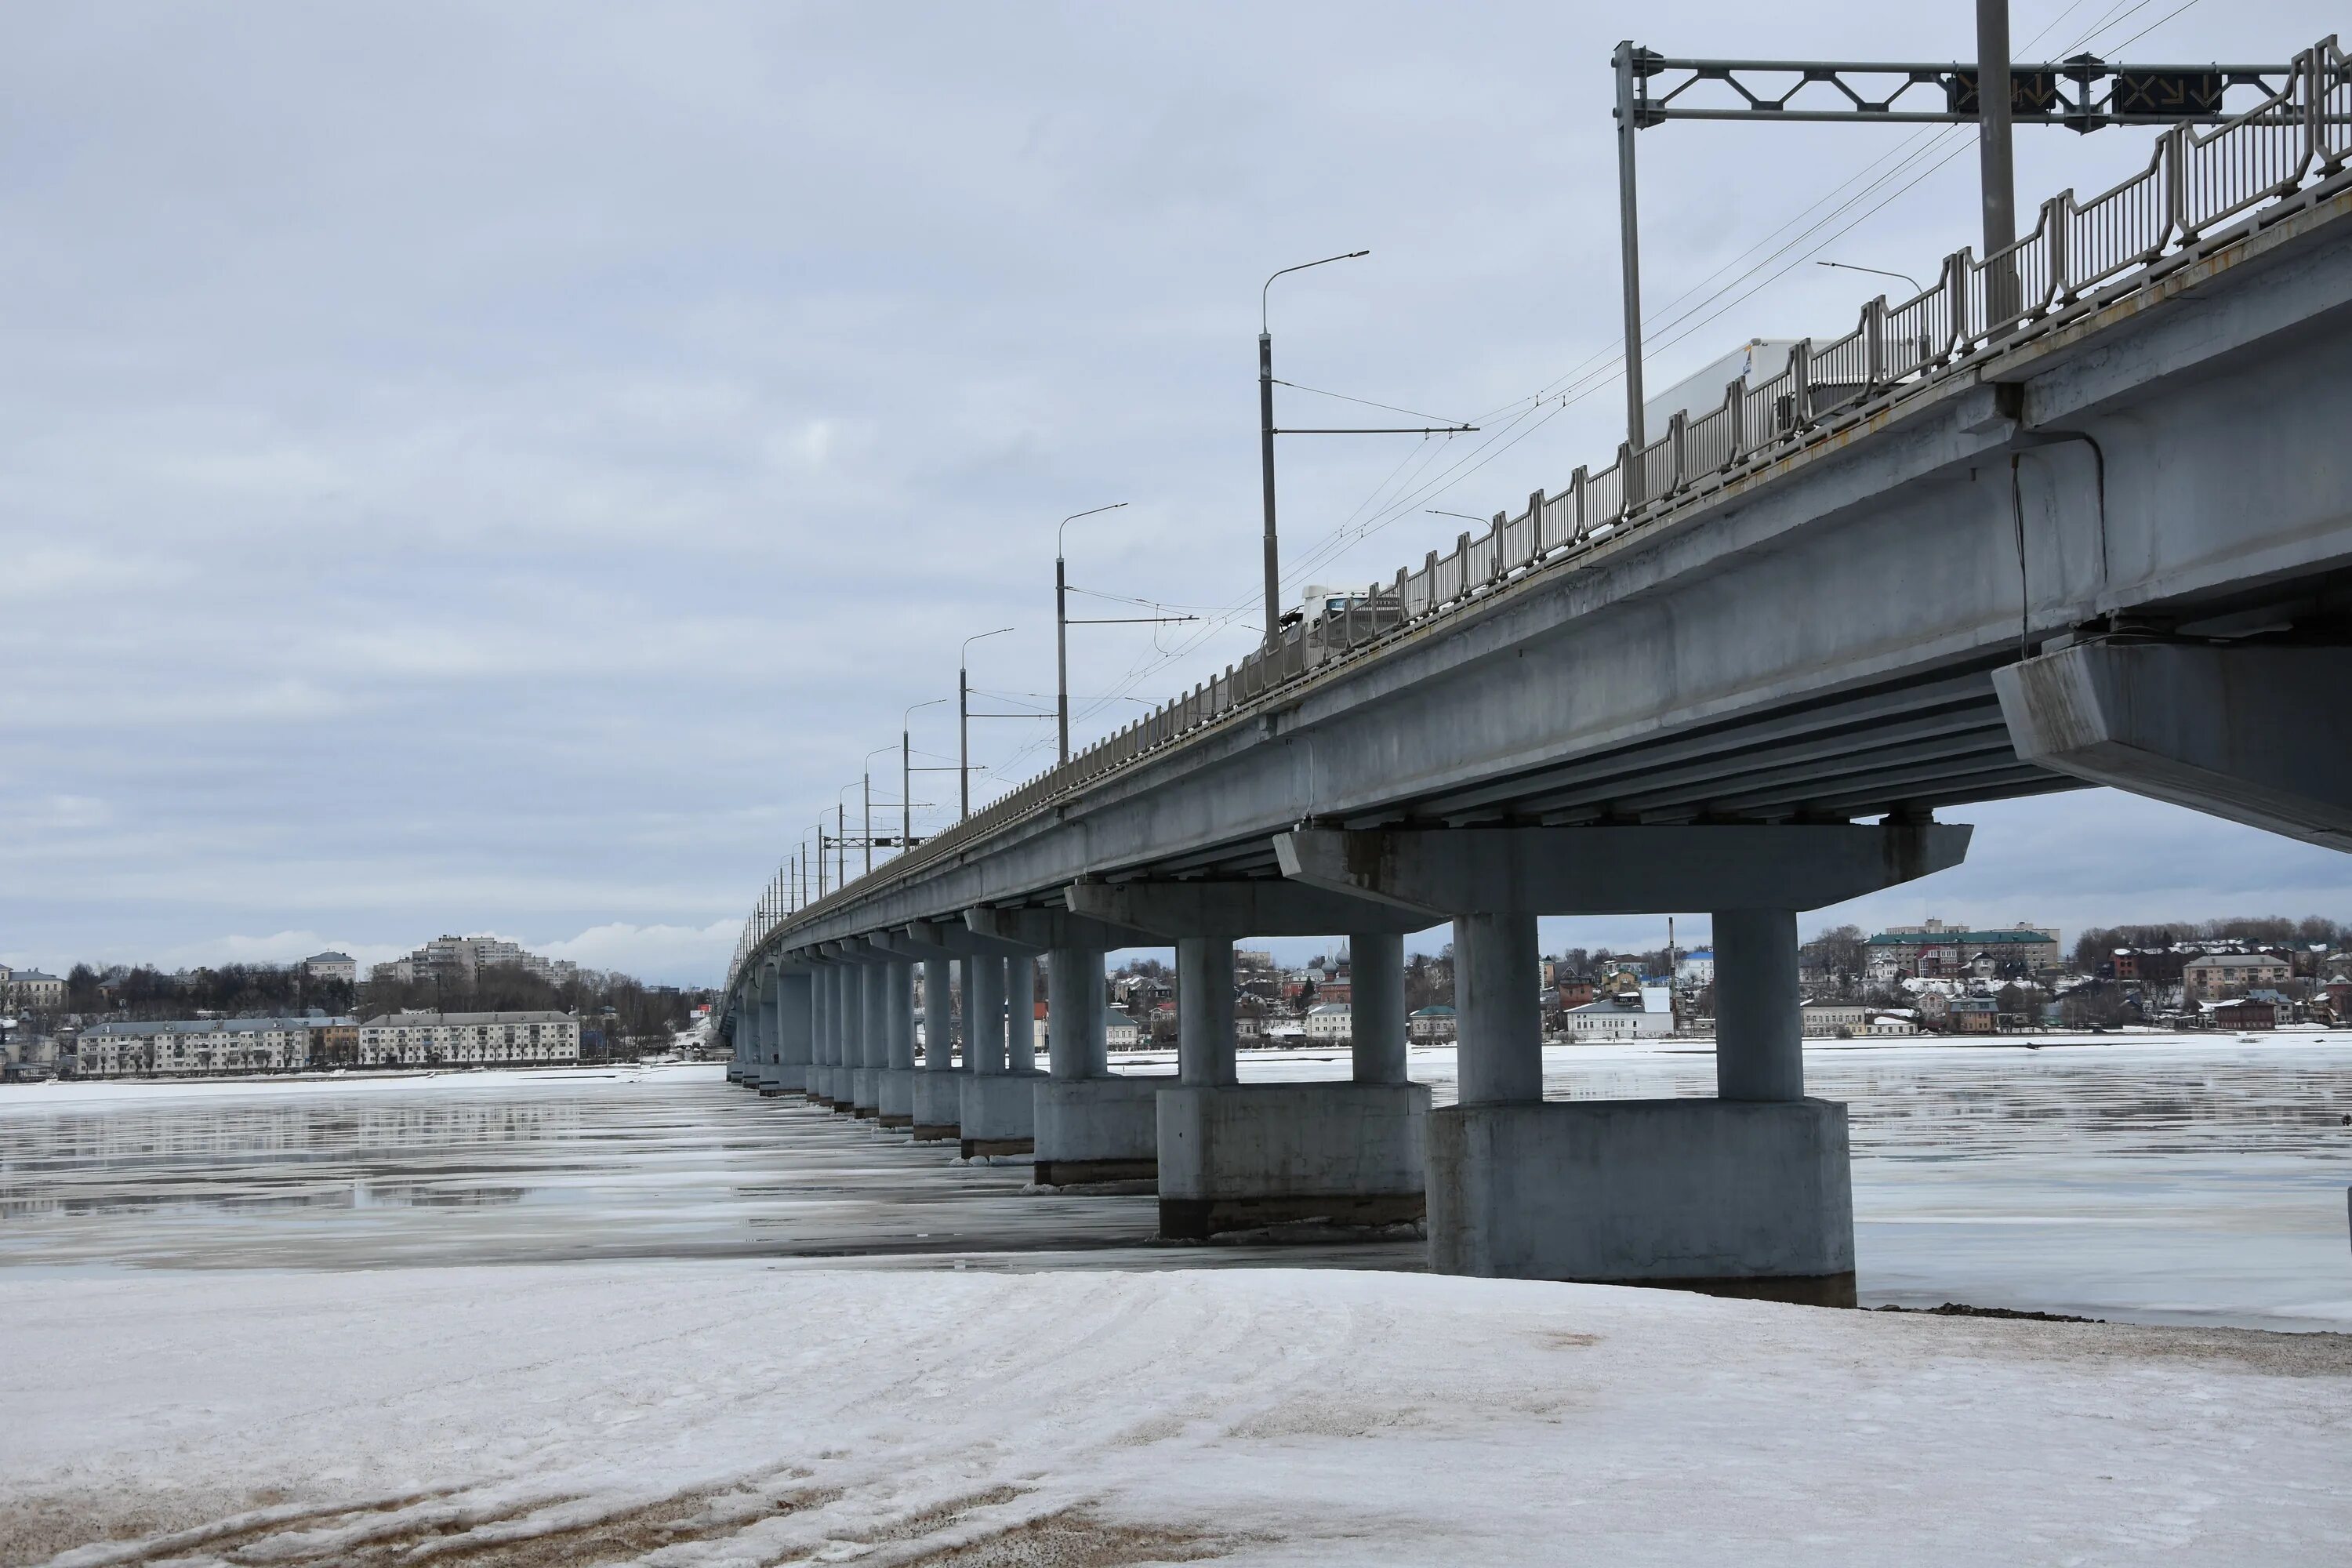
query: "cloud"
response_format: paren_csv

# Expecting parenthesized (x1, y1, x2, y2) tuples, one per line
(3, 1, 2342, 989)
(539, 921, 742, 985)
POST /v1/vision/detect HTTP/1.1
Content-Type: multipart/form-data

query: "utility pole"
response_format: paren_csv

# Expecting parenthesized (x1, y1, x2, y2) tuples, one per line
(1258, 251, 1370, 652)
(958, 626, 1014, 821)
(1258, 321, 1280, 652)
(836, 802, 845, 891)
(1614, 40, 1650, 457)
(1054, 503, 1127, 763)
(1976, 0, 2019, 321)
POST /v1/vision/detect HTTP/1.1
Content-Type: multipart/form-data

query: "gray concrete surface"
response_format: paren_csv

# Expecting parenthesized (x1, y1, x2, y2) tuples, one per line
(1426, 1098, 1855, 1298)
(1156, 1081, 1431, 1238)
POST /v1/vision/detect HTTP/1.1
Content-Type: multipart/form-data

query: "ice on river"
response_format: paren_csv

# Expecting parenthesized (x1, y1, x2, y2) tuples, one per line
(4, 1044, 2352, 1563)
(6, 1037, 2350, 1329)
(5, 1261, 2350, 1566)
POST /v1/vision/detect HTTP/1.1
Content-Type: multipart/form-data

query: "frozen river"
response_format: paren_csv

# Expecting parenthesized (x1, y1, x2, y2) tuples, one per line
(3, 1036, 2349, 1330)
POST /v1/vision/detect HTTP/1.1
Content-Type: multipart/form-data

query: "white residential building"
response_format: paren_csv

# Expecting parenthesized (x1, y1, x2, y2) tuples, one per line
(376, 937, 580, 987)
(1801, 1004, 1871, 1037)
(303, 951, 358, 983)
(2, 966, 64, 1011)
(1675, 949, 1715, 985)
(1305, 1002, 1352, 1042)
(1104, 1010, 1142, 1050)
(75, 1018, 312, 1078)
(355, 1011, 580, 1067)
(1866, 1014, 1920, 1036)
(1563, 993, 1674, 1039)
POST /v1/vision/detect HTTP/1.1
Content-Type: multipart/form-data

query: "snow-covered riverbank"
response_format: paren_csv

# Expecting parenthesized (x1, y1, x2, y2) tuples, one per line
(5, 1261, 2348, 1566)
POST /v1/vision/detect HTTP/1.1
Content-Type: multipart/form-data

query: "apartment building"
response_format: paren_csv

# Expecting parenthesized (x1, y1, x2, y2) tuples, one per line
(2183, 952, 2293, 1001)
(355, 1010, 579, 1067)
(374, 936, 579, 988)
(75, 1018, 313, 1077)
(1305, 1002, 1352, 1042)
(1, 966, 65, 1011)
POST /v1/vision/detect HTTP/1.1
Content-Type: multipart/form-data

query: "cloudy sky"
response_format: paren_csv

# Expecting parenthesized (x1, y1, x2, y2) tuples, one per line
(4, 0, 2345, 984)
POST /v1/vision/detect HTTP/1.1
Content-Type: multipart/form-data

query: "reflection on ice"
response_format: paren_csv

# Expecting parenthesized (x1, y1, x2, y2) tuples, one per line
(2, 1042, 2347, 1330)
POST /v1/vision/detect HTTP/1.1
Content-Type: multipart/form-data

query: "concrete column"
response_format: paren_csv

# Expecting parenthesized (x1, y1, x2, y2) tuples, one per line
(1176, 936, 1236, 1088)
(1455, 913, 1541, 1105)
(779, 971, 812, 1079)
(744, 983, 768, 1073)
(887, 961, 916, 1071)
(815, 968, 830, 1067)
(865, 961, 888, 1071)
(1007, 956, 1038, 1073)
(1047, 946, 1108, 1079)
(1350, 932, 1407, 1085)
(763, 973, 782, 1069)
(923, 956, 953, 1069)
(1713, 907, 1803, 1102)
(837, 964, 856, 1072)
(967, 953, 1006, 1074)
(819, 967, 838, 1067)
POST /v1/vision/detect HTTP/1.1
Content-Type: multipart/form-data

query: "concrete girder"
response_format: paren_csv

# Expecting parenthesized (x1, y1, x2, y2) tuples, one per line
(879, 924, 960, 960)
(964, 906, 1158, 952)
(1993, 640, 2352, 851)
(1065, 878, 1441, 938)
(1272, 823, 1971, 915)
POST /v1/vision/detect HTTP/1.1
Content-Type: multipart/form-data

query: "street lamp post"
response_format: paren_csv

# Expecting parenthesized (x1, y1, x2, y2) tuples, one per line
(959, 626, 1015, 821)
(1259, 250, 1368, 650)
(861, 743, 895, 877)
(903, 696, 948, 850)
(1055, 503, 1127, 763)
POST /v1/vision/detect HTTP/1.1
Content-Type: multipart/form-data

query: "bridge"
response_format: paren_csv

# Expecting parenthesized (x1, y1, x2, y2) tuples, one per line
(720, 39, 2352, 1301)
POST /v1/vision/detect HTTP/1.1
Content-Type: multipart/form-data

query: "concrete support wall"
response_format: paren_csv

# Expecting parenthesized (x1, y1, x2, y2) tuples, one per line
(1350, 932, 1406, 1085)
(958, 1073, 1036, 1157)
(1456, 913, 1541, 1105)
(1007, 956, 1038, 1073)
(1177, 937, 1236, 1088)
(1047, 947, 1108, 1080)
(1427, 1098, 1854, 1297)
(1714, 908, 1803, 1102)
(1157, 1081, 1430, 1237)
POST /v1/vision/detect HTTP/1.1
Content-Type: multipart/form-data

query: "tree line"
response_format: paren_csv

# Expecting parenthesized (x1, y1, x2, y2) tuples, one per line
(39, 960, 709, 1053)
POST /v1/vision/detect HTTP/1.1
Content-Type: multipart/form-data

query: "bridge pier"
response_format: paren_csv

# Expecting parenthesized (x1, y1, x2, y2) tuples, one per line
(1034, 942, 1159, 1185)
(805, 963, 833, 1106)
(827, 949, 863, 1114)
(1280, 824, 1962, 1298)
(1059, 880, 1434, 1223)
(912, 951, 961, 1141)
(754, 964, 786, 1094)
(1429, 904, 1854, 1303)
(1155, 927, 1429, 1237)
(879, 956, 916, 1127)
(854, 947, 886, 1118)
(958, 949, 1035, 1158)
(775, 967, 811, 1094)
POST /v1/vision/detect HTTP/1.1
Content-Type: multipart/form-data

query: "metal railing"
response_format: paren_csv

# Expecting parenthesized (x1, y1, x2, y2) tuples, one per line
(728, 35, 2352, 995)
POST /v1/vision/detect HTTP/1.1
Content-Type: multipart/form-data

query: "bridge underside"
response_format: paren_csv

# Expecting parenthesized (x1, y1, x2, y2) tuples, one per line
(729, 172, 2352, 1296)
